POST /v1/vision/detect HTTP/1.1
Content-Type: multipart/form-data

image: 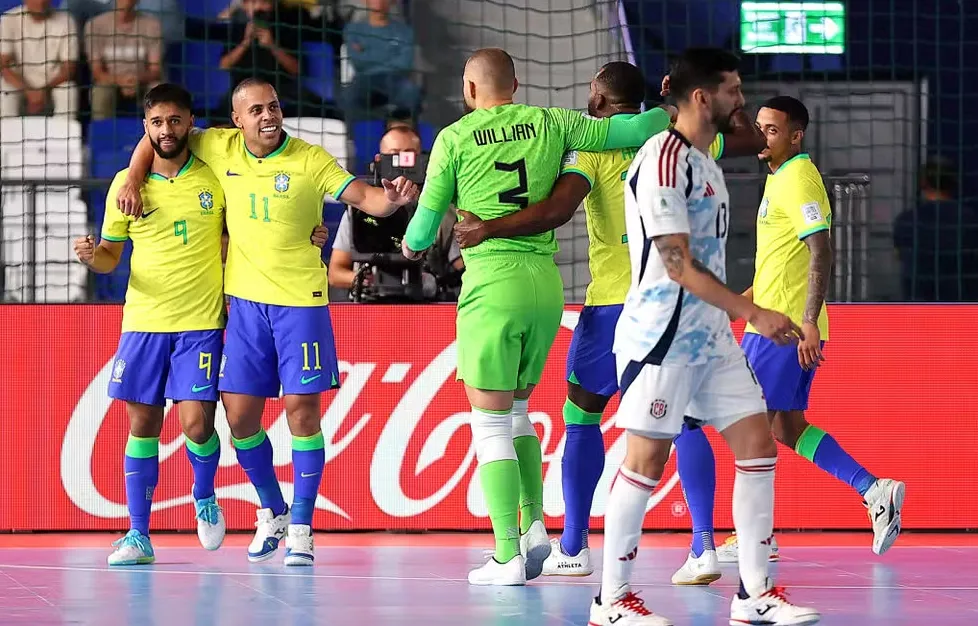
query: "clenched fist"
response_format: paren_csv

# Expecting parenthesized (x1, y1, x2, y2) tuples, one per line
(74, 235, 96, 266)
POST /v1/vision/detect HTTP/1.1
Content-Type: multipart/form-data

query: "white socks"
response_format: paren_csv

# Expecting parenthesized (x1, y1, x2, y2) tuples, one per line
(733, 457, 777, 597)
(600, 466, 658, 603)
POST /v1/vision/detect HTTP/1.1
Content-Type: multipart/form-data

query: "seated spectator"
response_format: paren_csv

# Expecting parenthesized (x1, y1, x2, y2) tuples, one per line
(64, 0, 183, 45)
(893, 157, 978, 301)
(85, 0, 162, 120)
(341, 0, 420, 122)
(329, 125, 462, 294)
(219, 0, 330, 118)
(0, 0, 78, 118)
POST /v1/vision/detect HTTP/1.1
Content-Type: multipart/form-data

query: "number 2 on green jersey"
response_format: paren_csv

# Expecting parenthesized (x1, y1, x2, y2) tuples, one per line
(495, 159, 529, 208)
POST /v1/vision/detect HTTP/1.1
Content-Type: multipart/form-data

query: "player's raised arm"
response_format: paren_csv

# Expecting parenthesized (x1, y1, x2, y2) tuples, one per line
(453, 152, 592, 248)
(403, 128, 457, 255)
(547, 106, 672, 153)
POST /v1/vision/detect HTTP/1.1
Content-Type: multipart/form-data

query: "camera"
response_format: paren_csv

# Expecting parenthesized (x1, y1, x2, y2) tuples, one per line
(346, 151, 461, 303)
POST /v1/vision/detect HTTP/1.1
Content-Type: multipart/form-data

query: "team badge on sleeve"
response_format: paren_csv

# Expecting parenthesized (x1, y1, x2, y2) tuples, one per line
(274, 173, 291, 193)
(563, 151, 578, 166)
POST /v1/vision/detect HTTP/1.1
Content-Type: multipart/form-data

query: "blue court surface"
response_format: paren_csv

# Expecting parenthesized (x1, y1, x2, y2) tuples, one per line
(0, 533, 975, 625)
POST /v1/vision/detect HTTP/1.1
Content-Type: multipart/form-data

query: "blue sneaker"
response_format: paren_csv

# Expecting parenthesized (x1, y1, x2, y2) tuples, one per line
(107, 529, 155, 566)
(194, 493, 226, 551)
(284, 524, 315, 566)
(248, 506, 290, 562)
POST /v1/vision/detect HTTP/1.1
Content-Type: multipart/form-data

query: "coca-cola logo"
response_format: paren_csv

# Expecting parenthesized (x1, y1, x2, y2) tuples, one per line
(60, 310, 682, 522)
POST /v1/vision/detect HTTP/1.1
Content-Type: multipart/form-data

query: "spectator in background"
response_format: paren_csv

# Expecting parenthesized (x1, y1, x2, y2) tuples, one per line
(893, 157, 978, 301)
(341, 0, 420, 122)
(219, 0, 330, 118)
(329, 125, 461, 292)
(85, 0, 162, 120)
(64, 0, 182, 45)
(0, 0, 78, 118)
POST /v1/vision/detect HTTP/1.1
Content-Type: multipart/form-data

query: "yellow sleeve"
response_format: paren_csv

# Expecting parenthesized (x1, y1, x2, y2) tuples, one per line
(560, 150, 598, 188)
(188, 128, 237, 166)
(100, 173, 132, 242)
(309, 146, 356, 199)
(785, 173, 831, 240)
(709, 134, 725, 160)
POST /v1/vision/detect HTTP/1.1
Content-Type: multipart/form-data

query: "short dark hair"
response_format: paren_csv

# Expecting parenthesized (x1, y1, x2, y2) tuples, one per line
(668, 48, 741, 102)
(596, 61, 646, 108)
(143, 83, 193, 113)
(761, 95, 810, 131)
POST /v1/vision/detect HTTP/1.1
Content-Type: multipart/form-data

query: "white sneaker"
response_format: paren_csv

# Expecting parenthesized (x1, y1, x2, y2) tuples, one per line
(193, 494, 225, 551)
(107, 529, 155, 566)
(542, 538, 594, 576)
(864, 478, 905, 555)
(717, 534, 779, 564)
(729, 584, 820, 625)
(589, 585, 673, 626)
(520, 520, 551, 581)
(671, 550, 721, 585)
(284, 524, 315, 566)
(247, 506, 290, 563)
(468, 554, 526, 586)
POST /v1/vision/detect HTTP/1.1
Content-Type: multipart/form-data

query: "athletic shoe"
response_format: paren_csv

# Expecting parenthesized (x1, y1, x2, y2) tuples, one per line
(107, 529, 155, 566)
(588, 585, 673, 626)
(194, 493, 225, 551)
(248, 506, 290, 563)
(717, 534, 779, 564)
(729, 584, 820, 625)
(520, 520, 551, 581)
(542, 538, 594, 576)
(863, 478, 905, 555)
(671, 549, 721, 585)
(284, 524, 315, 566)
(468, 554, 526, 586)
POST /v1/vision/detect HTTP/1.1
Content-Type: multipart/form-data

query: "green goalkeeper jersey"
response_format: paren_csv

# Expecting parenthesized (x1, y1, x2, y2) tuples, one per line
(405, 103, 671, 258)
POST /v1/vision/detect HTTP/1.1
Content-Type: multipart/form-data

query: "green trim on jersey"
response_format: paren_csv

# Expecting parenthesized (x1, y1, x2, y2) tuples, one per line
(774, 152, 810, 175)
(147, 154, 196, 182)
(333, 175, 357, 201)
(102, 234, 129, 242)
(245, 134, 291, 159)
(561, 168, 595, 188)
(797, 224, 830, 240)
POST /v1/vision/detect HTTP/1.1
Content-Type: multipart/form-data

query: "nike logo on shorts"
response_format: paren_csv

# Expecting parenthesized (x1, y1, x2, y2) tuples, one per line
(192, 383, 213, 392)
(300, 374, 322, 385)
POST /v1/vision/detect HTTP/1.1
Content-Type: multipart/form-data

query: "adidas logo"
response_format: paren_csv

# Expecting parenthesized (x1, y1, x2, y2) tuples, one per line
(618, 547, 638, 562)
(705, 182, 716, 197)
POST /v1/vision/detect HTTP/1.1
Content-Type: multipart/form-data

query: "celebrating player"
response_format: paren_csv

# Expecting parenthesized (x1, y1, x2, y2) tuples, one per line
(682, 96, 905, 565)
(74, 84, 229, 566)
(451, 60, 766, 580)
(116, 78, 418, 566)
(402, 48, 672, 586)
(591, 48, 819, 626)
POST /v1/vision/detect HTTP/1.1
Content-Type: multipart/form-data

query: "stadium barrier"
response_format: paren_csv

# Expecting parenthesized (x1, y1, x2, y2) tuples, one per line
(2, 303, 975, 533)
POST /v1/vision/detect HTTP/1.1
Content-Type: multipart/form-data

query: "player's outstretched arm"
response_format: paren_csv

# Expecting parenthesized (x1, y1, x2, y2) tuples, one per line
(454, 173, 589, 248)
(653, 233, 802, 345)
(73, 235, 124, 274)
(337, 178, 418, 218)
(549, 106, 672, 154)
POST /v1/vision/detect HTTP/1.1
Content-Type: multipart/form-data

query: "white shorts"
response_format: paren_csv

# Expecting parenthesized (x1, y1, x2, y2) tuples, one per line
(615, 352, 767, 439)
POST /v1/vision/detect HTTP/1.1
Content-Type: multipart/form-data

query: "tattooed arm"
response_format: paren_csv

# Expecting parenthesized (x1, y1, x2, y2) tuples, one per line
(802, 230, 833, 325)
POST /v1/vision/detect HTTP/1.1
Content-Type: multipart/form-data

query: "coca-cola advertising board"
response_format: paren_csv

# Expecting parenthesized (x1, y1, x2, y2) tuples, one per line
(1, 304, 975, 532)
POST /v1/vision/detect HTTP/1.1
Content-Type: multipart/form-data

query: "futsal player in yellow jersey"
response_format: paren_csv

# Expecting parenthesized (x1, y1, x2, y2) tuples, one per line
(74, 84, 230, 566)
(452, 62, 766, 582)
(703, 96, 905, 563)
(116, 78, 419, 566)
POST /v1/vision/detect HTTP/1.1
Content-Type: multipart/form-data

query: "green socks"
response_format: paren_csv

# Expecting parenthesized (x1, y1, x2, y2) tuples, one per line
(512, 399, 543, 533)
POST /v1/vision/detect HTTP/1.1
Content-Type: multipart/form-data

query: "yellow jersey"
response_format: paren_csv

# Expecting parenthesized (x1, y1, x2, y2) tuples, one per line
(559, 124, 724, 306)
(747, 153, 832, 339)
(189, 129, 356, 307)
(102, 156, 227, 333)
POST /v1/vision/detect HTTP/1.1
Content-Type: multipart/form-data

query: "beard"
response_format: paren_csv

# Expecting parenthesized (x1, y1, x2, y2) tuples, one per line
(714, 107, 740, 134)
(150, 132, 189, 160)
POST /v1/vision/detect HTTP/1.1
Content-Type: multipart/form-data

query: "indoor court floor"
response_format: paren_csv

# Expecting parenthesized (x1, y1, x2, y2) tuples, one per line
(0, 532, 975, 625)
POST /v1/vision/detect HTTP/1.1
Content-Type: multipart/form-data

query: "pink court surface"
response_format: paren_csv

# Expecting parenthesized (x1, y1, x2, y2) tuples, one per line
(1, 532, 976, 625)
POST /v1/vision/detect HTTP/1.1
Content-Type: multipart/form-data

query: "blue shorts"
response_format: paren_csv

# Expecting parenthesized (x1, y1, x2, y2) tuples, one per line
(565, 304, 623, 398)
(741, 332, 824, 412)
(108, 330, 223, 406)
(219, 296, 340, 397)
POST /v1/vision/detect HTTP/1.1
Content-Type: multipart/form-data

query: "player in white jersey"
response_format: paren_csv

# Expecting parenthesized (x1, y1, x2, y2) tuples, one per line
(588, 48, 819, 626)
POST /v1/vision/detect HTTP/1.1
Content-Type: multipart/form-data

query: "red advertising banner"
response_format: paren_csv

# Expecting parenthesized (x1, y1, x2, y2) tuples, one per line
(1, 304, 975, 532)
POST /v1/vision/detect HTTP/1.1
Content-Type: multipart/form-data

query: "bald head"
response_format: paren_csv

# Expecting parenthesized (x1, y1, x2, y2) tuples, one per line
(462, 48, 518, 109)
(379, 126, 422, 154)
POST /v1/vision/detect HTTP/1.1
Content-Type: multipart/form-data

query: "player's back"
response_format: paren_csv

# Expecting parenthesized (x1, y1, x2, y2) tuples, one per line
(102, 159, 227, 333)
(750, 154, 831, 339)
(440, 103, 575, 256)
(615, 129, 735, 366)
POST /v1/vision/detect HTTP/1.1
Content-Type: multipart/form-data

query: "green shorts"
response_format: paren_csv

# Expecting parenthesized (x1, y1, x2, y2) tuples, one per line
(456, 253, 565, 391)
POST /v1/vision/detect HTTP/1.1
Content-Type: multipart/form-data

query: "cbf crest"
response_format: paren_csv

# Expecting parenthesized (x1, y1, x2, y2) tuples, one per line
(758, 197, 769, 219)
(199, 189, 215, 215)
(111, 358, 127, 383)
(274, 172, 291, 193)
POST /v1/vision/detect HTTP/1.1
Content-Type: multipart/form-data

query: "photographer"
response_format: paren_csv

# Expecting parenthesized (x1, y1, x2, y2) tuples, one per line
(328, 125, 463, 301)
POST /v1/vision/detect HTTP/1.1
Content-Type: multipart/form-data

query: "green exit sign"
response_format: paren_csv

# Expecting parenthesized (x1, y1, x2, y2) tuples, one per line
(741, 2, 846, 54)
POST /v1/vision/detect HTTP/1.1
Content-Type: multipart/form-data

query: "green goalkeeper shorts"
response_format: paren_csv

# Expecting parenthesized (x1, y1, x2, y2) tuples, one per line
(456, 252, 565, 391)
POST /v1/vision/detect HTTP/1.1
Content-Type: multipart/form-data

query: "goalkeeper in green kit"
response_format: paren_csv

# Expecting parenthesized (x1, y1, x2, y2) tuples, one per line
(402, 48, 671, 587)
